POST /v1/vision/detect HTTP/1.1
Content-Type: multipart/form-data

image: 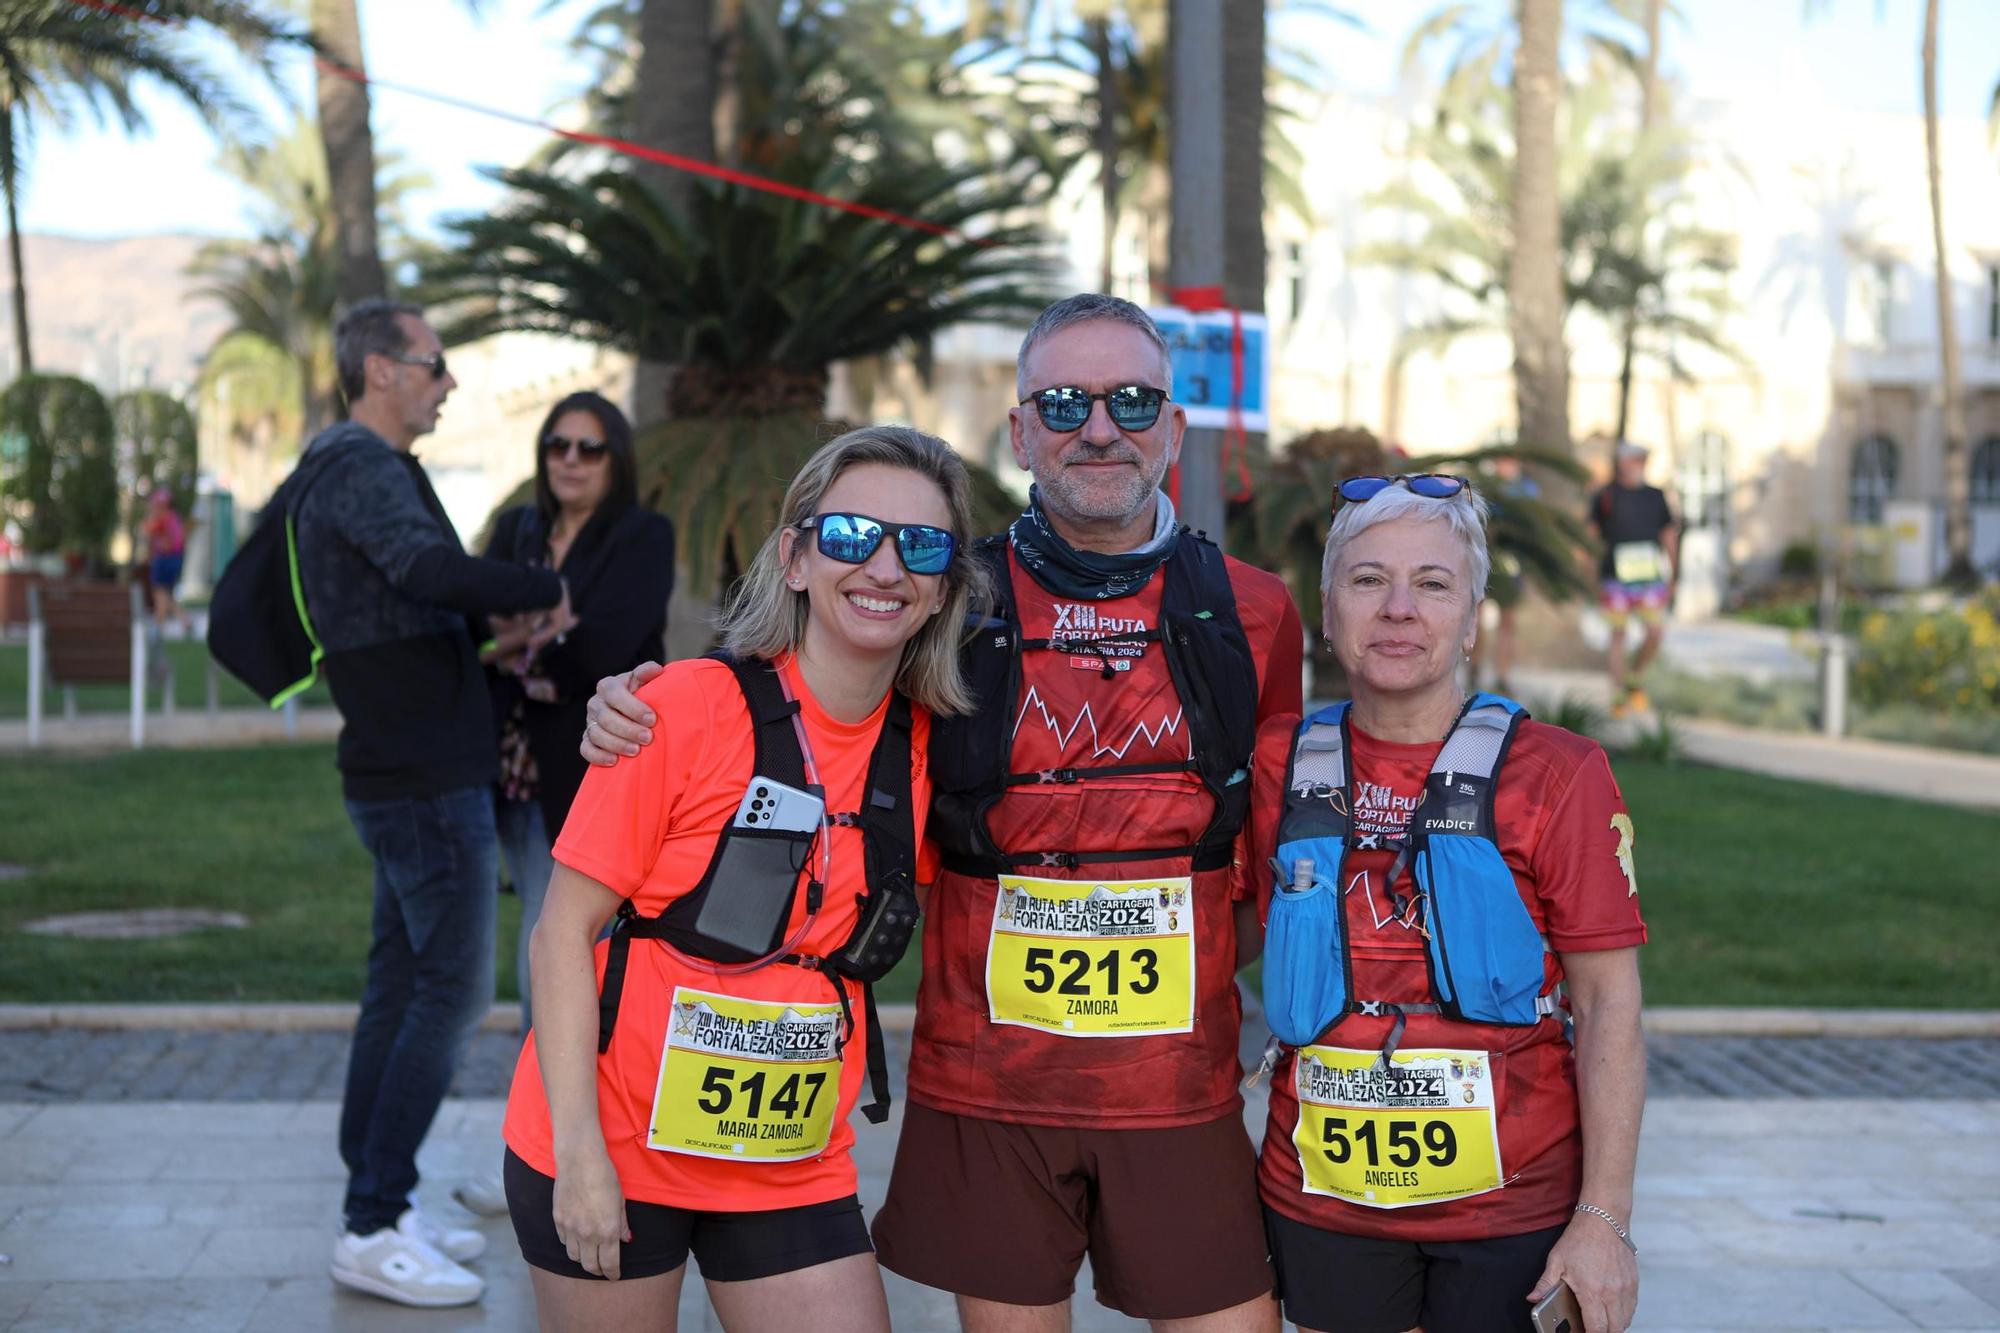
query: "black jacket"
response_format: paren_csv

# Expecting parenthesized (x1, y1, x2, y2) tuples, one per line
(485, 501, 676, 835)
(292, 424, 564, 800)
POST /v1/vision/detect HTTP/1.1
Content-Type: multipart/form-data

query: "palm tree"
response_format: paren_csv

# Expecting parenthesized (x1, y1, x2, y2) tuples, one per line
(0, 1, 293, 376)
(1510, 0, 1570, 459)
(311, 0, 482, 312)
(1805, 0, 1973, 582)
(422, 162, 1055, 594)
(1920, 0, 1971, 583)
(188, 121, 424, 441)
(1362, 67, 1740, 445)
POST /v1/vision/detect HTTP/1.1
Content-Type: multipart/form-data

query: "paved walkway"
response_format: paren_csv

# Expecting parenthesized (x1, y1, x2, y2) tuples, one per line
(0, 705, 343, 754)
(1506, 665, 2000, 813)
(1, 1024, 1996, 1332)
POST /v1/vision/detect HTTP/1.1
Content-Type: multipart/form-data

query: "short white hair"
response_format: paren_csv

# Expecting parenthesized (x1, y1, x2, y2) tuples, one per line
(1319, 482, 1492, 608)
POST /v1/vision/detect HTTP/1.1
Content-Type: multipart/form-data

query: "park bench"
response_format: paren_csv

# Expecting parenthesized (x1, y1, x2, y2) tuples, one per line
(24, 580, 175, 747)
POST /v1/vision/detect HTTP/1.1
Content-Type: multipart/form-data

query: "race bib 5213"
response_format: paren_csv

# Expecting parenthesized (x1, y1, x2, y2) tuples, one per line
(648, 987, 844, 1162)
(1291, 1046, 1504, 1208)
(984, 875, 1194, 1037)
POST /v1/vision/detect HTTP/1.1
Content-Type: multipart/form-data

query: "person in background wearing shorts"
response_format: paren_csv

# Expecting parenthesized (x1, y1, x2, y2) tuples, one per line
(581, 295, 1304, 1331)
(504, 427, 981, 1331)
(143, 487, 188, 636)
(1588, 442, 1677, 718)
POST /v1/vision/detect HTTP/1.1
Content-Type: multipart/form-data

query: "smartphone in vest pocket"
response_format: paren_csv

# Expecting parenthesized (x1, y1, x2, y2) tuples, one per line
(689, 779, 826, 958)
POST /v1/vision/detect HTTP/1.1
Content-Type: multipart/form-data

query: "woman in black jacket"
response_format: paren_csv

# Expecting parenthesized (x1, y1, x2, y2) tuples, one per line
(483, 390, 675, 1031)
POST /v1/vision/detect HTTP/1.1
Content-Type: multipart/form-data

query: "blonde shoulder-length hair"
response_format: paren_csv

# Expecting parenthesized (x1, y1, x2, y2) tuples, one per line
(717, 424, 988, 717)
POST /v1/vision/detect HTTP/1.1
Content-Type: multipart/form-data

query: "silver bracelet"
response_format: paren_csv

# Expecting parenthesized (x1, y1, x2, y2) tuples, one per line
(1574, 1202, 1637, 1253)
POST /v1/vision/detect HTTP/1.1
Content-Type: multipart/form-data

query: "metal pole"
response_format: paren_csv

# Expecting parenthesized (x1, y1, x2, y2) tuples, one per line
(26, 585, 42, 748)
(129, 583, 145, 748)
(1168, 0, 1227, 545)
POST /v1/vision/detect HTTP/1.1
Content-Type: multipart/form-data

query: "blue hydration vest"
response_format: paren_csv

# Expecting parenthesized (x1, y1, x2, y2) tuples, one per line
(1262, 694, 1560, 1053)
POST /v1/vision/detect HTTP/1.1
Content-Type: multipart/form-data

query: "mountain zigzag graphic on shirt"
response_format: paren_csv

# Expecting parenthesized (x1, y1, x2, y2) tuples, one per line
(1012, 684, 1192, 761)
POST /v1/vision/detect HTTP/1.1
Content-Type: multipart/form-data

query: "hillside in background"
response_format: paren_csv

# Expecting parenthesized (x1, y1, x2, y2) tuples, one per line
(0, 233, 230, 394)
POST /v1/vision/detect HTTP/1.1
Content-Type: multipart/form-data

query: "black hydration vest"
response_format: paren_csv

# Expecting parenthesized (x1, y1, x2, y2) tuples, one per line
(594, 655, 919, 1123)
(927, 529, 1258, 876)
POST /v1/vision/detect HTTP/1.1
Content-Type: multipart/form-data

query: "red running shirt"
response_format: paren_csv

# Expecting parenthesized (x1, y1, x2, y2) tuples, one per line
(1256, 718, 1648, 1241)
(503, 656, 931, 1212)
(906, 549, 1303, 1128)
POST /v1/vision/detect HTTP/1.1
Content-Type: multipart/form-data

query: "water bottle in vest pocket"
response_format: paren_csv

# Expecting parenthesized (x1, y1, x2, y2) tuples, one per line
(1415, 835, 1547, 1025)
(1262, 837, 1350, 1047)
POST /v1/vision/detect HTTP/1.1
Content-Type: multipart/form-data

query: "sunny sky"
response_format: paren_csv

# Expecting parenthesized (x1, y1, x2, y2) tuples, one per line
(19, 0, 2000, 244)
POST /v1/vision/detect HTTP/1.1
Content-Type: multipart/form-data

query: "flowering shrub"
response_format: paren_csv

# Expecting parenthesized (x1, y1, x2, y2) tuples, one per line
(1854, 593, 2000, 718)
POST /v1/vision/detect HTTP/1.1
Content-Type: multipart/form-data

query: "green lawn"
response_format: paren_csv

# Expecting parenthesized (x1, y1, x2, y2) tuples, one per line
(0, 743, 1992, 1007)
(0, 640, 332, 719)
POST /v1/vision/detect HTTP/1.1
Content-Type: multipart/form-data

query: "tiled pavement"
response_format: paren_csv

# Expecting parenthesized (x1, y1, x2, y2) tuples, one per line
(1, 1025, 1996, 1331)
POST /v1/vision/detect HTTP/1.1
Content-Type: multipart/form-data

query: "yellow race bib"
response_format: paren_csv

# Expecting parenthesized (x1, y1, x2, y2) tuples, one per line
(1612, 540, 1666, 584)
(1291, 1046, 1505, 1209)
(648, 987, 844, 1162)
(984, 875, 1194, 1037)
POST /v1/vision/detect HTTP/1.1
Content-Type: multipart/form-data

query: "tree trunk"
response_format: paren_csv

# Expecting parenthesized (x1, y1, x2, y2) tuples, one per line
(628, 0, 721, 432)
(312, 0, 387, 309)
(1, 104, 32, 378)
(1923, 0, 1973, 583)
(1220, 0, 1266, 499)
(1168, 0, 1227, 543)
(1508, 0, 1571, 459)
(1092, 17, 1119, 293)
(1614, 0, 1662, 450)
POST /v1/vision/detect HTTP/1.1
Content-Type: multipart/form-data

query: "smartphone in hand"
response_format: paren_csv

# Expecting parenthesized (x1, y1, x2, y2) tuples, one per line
(1530, 1282, 1584, 1333)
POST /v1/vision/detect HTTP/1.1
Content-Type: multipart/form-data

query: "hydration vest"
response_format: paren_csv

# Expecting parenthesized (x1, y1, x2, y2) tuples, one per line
(1262, 694, 1561, 1058)
(927, 530, 1258, 876)
(594, 655, 918, 1123)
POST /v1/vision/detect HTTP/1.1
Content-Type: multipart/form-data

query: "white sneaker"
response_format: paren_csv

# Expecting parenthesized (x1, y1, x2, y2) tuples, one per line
(397, 1205, 487, 1262)
(452, 1171, 509, 1218)
(330, 1227, 483, 1308)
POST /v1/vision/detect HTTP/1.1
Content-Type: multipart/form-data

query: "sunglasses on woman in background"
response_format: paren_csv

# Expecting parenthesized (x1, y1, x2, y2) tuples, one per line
(1019, 384, 1170, 433)
(796, 512, 957, 576)
(1334, 474, 1469, 509)
(543, 434, 611, 461)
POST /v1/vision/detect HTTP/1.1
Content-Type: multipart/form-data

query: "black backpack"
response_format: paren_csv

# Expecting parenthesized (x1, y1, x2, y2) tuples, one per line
(206, 449, 341, 706)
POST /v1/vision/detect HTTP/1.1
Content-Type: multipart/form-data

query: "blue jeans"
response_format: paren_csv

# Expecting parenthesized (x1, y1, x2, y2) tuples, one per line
(495, 797, 554, 1032)
(339, 785, 498, 1235)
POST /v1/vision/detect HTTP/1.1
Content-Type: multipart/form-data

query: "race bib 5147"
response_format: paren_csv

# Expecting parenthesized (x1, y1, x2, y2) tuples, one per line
(985, 875, 1194, 1037)
(1291, 1045, 1504, 1208)
(648, 987, 844, 1162)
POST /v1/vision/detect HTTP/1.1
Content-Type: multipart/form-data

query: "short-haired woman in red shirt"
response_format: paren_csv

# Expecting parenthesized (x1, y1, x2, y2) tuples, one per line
(502, 425, 983, 1330)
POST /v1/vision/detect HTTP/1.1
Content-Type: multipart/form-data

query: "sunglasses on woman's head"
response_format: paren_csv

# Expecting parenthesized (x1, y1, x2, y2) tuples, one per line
(1019, 384, 1169, 433)
(796, 512, 956, 576)
(1335, 474, 1469, 509)
(543, 434, 610, 461)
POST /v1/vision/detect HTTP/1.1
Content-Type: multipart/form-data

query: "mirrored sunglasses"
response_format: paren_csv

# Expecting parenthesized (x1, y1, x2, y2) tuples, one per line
(542, 434, 610, 461)
(1335, 473, 1469, 510)
(797, 512, 956, 576)
(390, 350, 450, 380)
(1020, 384, 1168, 433)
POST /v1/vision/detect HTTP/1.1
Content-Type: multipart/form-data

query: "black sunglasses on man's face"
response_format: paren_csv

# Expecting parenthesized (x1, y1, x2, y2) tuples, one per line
(389, 350, 450, 381)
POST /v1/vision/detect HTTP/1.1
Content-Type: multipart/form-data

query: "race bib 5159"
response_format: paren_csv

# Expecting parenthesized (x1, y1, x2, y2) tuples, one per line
(984, 875, 1194, 1037)
(648, 987, 844, 1162)
(1291, 1045, 1504, 1208)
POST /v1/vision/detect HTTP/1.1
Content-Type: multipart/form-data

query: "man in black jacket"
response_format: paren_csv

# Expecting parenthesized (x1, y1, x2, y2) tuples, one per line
(297, 300, 568, 1309)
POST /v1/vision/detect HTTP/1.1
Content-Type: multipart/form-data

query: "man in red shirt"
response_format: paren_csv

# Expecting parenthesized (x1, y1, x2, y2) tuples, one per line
(586, 295, 1302, 1330)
